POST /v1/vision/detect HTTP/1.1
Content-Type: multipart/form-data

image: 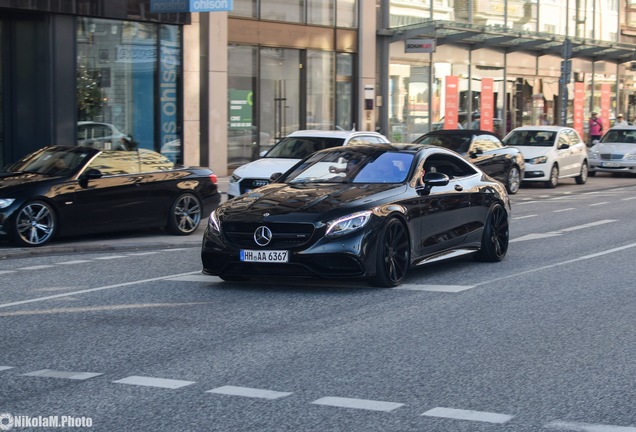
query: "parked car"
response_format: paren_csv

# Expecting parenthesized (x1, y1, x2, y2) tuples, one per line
(227, 130, 390, 199)
(501, 126, 588, 188)
(77, 121, 132, 150)
(412, 129, 524, 194)
(588, 126, 636, 176)
(202, 143, 510, 287)
(0, 146, 221, 246)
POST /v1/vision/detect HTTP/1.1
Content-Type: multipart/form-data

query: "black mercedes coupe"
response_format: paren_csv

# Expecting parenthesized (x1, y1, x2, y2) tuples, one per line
(0, 146, 221, 246)
(201, 143, 510, 287)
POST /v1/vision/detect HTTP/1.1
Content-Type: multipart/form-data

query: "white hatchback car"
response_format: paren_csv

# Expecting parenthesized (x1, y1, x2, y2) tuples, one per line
(502, 126, 588, 188)
(588, 126, 636, 176)
(227, 130, 390, 199)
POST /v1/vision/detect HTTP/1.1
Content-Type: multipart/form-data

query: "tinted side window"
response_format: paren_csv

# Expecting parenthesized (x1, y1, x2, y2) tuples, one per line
(86, 151, 140, 176)
(424, 154, 478, 178)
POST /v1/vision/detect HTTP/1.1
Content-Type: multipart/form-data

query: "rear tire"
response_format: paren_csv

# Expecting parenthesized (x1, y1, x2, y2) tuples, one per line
(475, 203, 509, 262)
(588, 171, 597, 177)
(370, 218, 410, 287)
(545, 164, 559, 188)
(575, 161, 588, 184)
(167, 193, 202, 235)
(13, 201, 57, 247)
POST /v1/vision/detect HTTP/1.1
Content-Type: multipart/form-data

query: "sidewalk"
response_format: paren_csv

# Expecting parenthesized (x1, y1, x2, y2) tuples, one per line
(0, 176, 231, 260)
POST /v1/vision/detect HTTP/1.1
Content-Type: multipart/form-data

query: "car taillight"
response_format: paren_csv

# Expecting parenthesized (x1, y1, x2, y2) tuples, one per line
(209, 173, 218, 184)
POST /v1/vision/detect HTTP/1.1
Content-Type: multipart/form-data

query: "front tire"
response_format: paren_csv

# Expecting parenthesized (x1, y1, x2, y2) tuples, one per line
(475, 203, 509, 262)
(13, 201, 57, 247)
(545, 164, 559, 188)
(167, 193, 202, 235)
(370, 218, 410, 287)
(575, 161, 588, 184)
(505, 165, 521, 194)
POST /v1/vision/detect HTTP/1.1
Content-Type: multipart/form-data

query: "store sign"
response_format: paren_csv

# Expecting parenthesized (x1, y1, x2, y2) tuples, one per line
(573, 82, 585, 139)
(229, 89, 253, 128)
(405, 39, 435, 53)
(444, 76, 459, 129)
(150, 0, 233, 13)
(480, 78, 494, 132)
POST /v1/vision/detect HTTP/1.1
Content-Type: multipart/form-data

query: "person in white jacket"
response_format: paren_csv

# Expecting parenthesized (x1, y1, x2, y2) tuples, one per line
(614, 113, 629, 127)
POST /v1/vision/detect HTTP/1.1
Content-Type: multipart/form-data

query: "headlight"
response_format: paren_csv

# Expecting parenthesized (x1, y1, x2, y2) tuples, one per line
(208, 209, 221, 233)
(528, 156, 548, 164)
(589, 151, 600, 159)
(230, 174, 240, 183)
(625, 153, 636, 160)
(0, 198, 15, 209)
(325, 210, 372, 238)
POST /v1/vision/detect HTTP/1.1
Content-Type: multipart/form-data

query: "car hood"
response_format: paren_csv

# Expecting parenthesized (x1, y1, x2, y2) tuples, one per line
(233, 158, 300, 179)
(591, 143, 636, 155)
(512, 146, 552, 158)
(219, 182, 407, 222)
(0, 172, 57, 191)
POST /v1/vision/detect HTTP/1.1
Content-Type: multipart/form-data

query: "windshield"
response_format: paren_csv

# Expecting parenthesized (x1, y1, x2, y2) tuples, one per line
(284, 149, 413, 184)
(503, 130, 556, 147)
(265, 137, 345, 159)
(414, 134, 472, 154)
(7, 147, 91, 176)
(600, 130, 636, 144)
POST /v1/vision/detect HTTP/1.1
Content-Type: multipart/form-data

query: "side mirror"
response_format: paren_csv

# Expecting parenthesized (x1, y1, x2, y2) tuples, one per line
(269, 172, 282, 182)
(416, 172, 450, 195)
(78, 168, 103, 187)
(558, 143, 570, 150)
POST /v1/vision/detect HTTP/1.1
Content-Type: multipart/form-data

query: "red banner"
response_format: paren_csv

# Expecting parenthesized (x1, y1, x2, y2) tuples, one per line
(601, 83, 611, 132)
(444, 76, 459, 129)
(573, 82, 585, 139)
(480, 78, 494, 132)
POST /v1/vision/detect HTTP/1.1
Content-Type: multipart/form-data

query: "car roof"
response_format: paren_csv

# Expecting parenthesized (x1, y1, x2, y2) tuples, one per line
(286, 130, 388, 139)
(508, 126, 572, 132)
(421, 129, 499, 136)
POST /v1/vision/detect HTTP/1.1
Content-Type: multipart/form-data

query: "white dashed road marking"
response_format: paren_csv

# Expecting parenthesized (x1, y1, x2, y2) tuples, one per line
(113, 376, 196, 389)
(58, 260, 92, 265)
(396, 284, 475, 292)
(0, 366, 14, 371)
(311, 396, 404, 412)
(0, 270, 16, 275)
(168, 275, 219, 282)
(421, 407, 513, 424)
(545, 420, 636, 431)
(93, 255, 129, 260)
(206, 386, 293, 400)
(22, 369, 103, 380)
(18, 265, 54, 270)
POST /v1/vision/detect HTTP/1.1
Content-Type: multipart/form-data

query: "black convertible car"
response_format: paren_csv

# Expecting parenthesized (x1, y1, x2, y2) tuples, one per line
(413, 129, 525, 194)
(0, 146, 221, 246)
(201, 144, 510, 287)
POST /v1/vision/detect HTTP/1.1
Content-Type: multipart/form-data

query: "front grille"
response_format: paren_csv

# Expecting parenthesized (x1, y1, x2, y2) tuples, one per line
(223, 222, 315, 249)
(600, 153, 623, 160)
(239, 178, 270, 194)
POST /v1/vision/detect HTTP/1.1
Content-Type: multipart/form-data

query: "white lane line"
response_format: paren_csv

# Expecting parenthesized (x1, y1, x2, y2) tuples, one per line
(545, 420, 636, 431)
(477, 242, 636, 287)
(22, 369, 103, 380)
(167, 275, 221, 282)
(590, 202, 609, 207)
(0, 271, 200, 309)
(311, 396, 404, 412)
(0, 270, 16, 275)
(0, 366, 14, 371)
(512, 214, 538, 220)
(396, 284, 475, 292)
(558, 219, 616, 232)
(511, 219, 616, 243)
(206, 385, 292, 400)
(126, 252, 160, 256)
(422, 407, 513, 424)
(622, 197, 636, 201)
(17, 265, 54, 270)
(93, 255, 129, 260)
(160, 248, 191, 252)
(554, 208, 575, 213)
(113, 376, 195, 389)
(58, 260, 92, 265)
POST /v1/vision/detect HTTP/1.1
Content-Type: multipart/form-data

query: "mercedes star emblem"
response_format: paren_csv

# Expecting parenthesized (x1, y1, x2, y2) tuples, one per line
(254, 226, 273, 247)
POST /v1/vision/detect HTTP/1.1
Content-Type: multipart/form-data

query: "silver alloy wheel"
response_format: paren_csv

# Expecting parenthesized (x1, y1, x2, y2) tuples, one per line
(546, 165, 559, 188)
(169, 193, 202, 234)
(506, 166, 521, 194)
(15, 201, 56, 246)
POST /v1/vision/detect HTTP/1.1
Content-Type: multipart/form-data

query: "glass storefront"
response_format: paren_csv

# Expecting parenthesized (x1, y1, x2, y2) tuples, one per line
(0, 20, 3, 168)
(231, 0, 358, 27)
(76, 18, 181, 161)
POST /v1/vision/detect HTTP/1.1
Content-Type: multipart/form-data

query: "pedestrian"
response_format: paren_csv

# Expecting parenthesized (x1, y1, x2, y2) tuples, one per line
(614, 113, 629, 127)
(470, 113, 480, 129)
(588, 112, 603, 145)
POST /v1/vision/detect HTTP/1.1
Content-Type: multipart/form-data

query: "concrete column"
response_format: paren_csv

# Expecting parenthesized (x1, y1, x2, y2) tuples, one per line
(358, 0, 377, 132)
(183, 13, 201, 167)
(207, 12, 228, 176)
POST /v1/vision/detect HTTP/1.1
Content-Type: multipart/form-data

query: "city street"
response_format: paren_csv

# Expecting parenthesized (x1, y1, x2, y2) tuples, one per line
(1, 175, 636, 432)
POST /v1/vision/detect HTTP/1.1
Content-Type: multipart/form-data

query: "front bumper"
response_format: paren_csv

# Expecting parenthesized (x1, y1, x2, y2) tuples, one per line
(589, 159, 636, 173)
(522, 163, 549, 181)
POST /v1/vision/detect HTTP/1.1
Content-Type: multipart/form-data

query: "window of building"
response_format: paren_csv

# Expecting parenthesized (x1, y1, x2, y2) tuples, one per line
(308, 0, 334, 25)
(336, 53, 354, 130)
(336, 0, 358, 27)
(307, 51, 335, 129)
(230, 0, 257, 18)
(261, 0, 304, 23)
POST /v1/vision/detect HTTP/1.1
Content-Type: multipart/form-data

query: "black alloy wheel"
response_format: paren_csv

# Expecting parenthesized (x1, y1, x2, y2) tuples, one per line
(167, 193, 202, 235)
(475, 203, 509, 262)
(14, 201, 57, 247)
(371, 218, 410, 287)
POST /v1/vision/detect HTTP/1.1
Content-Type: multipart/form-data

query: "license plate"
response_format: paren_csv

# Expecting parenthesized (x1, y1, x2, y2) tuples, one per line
(240, 250, 289, 263)
(602, 162, 620, 167)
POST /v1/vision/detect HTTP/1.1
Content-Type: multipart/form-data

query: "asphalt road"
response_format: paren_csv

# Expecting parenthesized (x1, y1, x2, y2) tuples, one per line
(1, 174, 636, 432)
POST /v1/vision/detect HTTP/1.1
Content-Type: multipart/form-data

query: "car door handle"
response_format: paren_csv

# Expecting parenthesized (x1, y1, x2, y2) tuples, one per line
(454, 184, 463, 191)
